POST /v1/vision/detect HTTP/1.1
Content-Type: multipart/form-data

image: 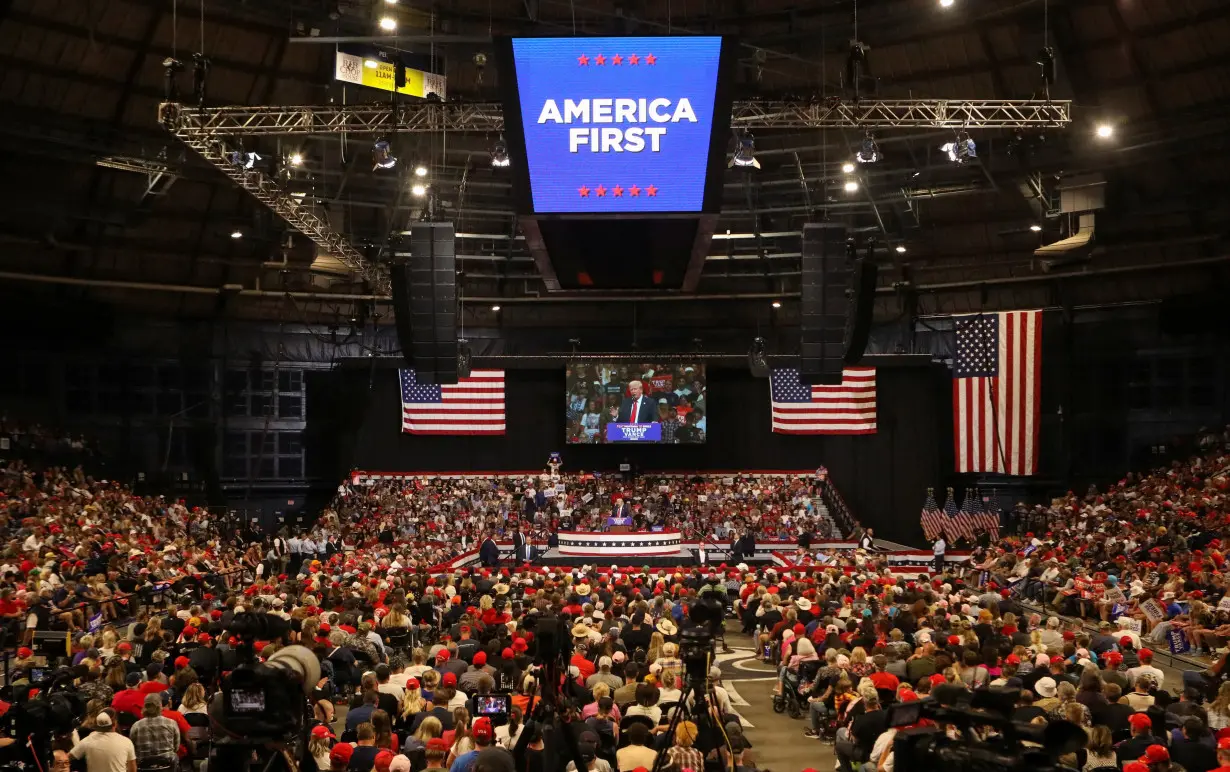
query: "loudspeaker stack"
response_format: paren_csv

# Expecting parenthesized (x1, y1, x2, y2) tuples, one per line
(390, 223, 458, 385)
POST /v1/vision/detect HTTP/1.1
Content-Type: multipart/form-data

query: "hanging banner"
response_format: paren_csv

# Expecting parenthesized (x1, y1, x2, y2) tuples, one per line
(335, 51, 447, 98)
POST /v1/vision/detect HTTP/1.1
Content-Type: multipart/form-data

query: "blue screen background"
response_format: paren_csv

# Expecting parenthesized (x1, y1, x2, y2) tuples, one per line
(511, 37, 722, 214)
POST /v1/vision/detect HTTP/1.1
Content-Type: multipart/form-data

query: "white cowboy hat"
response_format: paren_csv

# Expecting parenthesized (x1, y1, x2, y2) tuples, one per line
(656, 618, 678, 637)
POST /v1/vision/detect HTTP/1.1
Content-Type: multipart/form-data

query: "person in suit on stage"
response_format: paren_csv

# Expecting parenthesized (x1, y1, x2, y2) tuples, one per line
(613, 498, 633, 521)
(858, 527, 876, 551)
(610, 380, 656, 423)
(480, 531, 500, 567)
(512, 526, 527, 564)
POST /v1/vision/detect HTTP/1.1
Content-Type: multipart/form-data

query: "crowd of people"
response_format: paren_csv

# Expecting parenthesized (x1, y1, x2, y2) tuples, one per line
(6, 417, 1230, 772)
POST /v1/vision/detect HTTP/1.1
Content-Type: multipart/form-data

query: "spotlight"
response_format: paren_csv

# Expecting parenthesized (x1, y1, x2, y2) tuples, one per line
(228, 151, 261, 170)
(364, 59, 379, 70)
(940, 0, 954, 6)
(289, 153, 303, 167)
(1096, 123, 1114, 139)
(384, 0, 398, 4)
(491, 138, 510, 168)
(1030, 224, 1043, 232)
(748, 336, 770, 378)
(372, 139, 396, 170)
(856, 134, 880, 164)
(841, 162, 855, 174)
(771, 301, 782, 309)
(941, 133, 976, 164)
(411, 183, 427, 197)
(230, 229, 243, 239)
(414, 165, 428, 177)
(729, 134, 760, 169)
(844, 180, 859, 193)
(491, 305, 501, 312)
(378, 16, 397, 31)
(895, 245, 907, 254)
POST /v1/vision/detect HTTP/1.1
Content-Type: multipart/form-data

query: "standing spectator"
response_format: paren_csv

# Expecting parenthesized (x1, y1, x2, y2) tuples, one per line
(69, 710, 135, 772)
(129, 694, 180, 768)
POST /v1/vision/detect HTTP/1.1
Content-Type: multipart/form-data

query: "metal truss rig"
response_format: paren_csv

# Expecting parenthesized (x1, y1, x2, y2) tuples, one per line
(158, 98, 1071, 137)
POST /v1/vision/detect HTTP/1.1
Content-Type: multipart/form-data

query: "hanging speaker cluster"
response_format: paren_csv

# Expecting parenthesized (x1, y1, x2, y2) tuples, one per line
(799, 224, 878, 384)
(389, 223, 459, 385)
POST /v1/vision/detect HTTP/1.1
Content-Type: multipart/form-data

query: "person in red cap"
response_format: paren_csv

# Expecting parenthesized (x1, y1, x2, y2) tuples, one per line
(308, 724, 335, 770)
(1138, 744, 1180, 772)
(449, 716, 499, 772)
(1210, 736, 1230, 772)
(1118, 713, 1163, 766)
(1099, 651, 1130, 692)
(328, 741, 353, 772)
(1127, 649, 1165, 692)
(422, 737, 451, 772)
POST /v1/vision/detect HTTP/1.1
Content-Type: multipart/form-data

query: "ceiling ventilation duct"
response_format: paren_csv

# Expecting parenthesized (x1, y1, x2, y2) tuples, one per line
(1034, 174, 1104, 272)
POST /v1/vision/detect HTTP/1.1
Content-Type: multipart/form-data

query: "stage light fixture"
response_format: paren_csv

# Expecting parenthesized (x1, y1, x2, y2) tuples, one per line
(411, 183, 427, 196)
(414, 165, 428, 177)
(378, 16, 397, 31)
(841, 162, 855, 174)
(856, 134, 880, 164)
(228, 151, 261, 170)
(771, 301, 782, 308)
(941, 133, 976, 164)
(491, 138, 510, 167)
(230, 229, 243, 239)
(491, 305, 501, 312)
(372, 139, 397, 170)
(730, 134, 760, 169)
(748, 336, 770, 377)
(384, 0, 398, 4)
(895, 245, 907, 254)
(1096, 123, 1114, 139)
(844, 180, 859, 193)
(1030, 224, 1043, 232)
(289, 153, 303, 167)
(940, 0, 954, 7)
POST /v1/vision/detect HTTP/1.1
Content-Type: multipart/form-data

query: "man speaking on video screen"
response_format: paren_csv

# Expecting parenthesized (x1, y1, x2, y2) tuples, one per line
(610, 380, 656, 423)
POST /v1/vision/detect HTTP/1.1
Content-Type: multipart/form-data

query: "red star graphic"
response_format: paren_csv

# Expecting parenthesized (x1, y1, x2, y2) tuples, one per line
(646, 185, 658, 196)
(595, 185, 607, 197)
(612, 185, 624, 197)
(578, 186, 590, 197)
(645, 53, 657, 65)
(611, 54, 623, 65)
(629, 185, 641, 197)
(594, 54, 606, 66)
(577, 54, 589, 66)
(627, 54, 640, 65)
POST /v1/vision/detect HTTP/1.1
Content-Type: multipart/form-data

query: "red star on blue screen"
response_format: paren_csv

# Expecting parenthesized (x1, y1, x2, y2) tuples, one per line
(629, 185, 641, 197)
(646, 185, 658, 196)
(578, 186, 590, 197)
(577, 54, 589, 66)
(612, 186, 624, 197)
(594, 54, 606, 65)
(645, 53, 657, 65)
(611, 54, 623, 65)
(595, 185, 608, 197)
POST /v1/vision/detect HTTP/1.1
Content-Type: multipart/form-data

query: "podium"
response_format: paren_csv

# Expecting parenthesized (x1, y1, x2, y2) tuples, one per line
(605, 517, 633, 534)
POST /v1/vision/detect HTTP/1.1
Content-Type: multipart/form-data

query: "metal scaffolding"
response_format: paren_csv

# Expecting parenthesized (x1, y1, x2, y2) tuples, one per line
(159, 98, 1071, 137)
(157, 97, 1070, 288)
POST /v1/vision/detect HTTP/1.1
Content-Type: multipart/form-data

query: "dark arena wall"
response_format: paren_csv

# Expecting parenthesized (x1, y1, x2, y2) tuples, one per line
(316, 356, 949, 545)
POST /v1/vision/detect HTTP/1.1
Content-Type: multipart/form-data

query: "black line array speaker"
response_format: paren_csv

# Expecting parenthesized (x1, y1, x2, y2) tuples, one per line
(843, 257, 879, 365)
(799, 223, 851, 384)
(390, 223, 458, 384)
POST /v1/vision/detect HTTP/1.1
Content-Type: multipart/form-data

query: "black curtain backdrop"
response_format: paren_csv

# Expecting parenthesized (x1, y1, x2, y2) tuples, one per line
(314, 357, 947, 545)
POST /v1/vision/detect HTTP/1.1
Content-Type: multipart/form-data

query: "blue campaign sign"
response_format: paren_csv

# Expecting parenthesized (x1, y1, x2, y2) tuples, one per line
(607, 422, 663, 442)
(509, 37, 723, 213)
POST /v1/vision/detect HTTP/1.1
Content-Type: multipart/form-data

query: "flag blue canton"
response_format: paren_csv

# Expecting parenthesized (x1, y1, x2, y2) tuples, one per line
(954, 314, 999, 378)
(400, 370, 442, 403)
(770, 369, 813, 402)
(943, 494, 959, 517)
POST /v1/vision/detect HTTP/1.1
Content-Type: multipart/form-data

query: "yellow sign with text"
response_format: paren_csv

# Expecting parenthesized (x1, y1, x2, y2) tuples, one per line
(334, 52, 447, 99)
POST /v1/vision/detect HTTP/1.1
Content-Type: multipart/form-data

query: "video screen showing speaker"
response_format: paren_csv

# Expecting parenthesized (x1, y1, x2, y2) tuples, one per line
(496, 36, 735, 215)
(566, 363, 706, 444)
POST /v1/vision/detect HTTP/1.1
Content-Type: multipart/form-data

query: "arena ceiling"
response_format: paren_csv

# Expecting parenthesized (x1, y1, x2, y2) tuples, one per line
(0, 0, 1228, 340)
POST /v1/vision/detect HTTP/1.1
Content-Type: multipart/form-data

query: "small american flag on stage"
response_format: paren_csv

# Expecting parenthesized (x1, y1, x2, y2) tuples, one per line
(920, 489, 944, 542)
(953, 310, 1041, 476)
(769, 367, 876, 434)
(400, 369, 506, 435)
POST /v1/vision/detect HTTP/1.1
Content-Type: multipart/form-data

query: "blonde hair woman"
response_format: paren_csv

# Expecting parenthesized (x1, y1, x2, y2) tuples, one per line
(646, 632, 666, 665)
(382, 604, 411, 629)
(1209, 682, 1230, 730)
(446, 708, 473, 766)
(400, 679, 427, 721)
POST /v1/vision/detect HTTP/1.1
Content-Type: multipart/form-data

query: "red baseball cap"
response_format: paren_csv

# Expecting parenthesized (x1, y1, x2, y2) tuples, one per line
(1139, 745, 1169, 764)
(442, 672, 457, 687)
(311, 725, 334, 739)
(16, 647, 32, 658)
(1139, 649, 1153, 663)
(174, 656, 190, 669)
(1119, 636, 1133, 647)
(406, 678, 420, 690)
(1050, 655, 1065, 665)
(502, 648, 514, 659)
(374, 751, 395, 772)
(116, 642, 132, 652)
(1123, 764, 1149, 772)
(427, 738, 451, 752)
(436, 649, 451, 661)
(329, 744, 353, 765)
(473, 652, 487, 666)
(1218, 737, 1230, 751)
(472, 716, 493, 741)
(1129, 713, 1153, 729)
(947, 635, 960, 646)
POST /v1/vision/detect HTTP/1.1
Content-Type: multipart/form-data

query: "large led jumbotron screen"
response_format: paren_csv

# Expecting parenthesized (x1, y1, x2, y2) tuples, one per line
(498, 36, 733, 215)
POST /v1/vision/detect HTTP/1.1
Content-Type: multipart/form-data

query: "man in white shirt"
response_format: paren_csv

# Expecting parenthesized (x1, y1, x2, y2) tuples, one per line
(1126, 649, 1165, 688)
(69, 710, 136, 772)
